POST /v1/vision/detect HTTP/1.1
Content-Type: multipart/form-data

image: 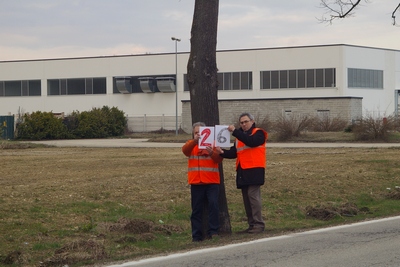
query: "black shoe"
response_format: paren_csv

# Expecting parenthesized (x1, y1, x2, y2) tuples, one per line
(247, 227, 264, 234)
(192, 238, 203, 242)
(237, 227, 253, 234)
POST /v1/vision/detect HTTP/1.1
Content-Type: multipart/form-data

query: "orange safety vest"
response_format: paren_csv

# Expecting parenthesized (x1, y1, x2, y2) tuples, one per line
(236, 128, 267, 170)
(188, 145, 220, 185)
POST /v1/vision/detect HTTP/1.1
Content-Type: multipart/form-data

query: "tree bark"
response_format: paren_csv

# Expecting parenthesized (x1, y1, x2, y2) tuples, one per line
(187, 0, 219, 126)
(187, 0, 231, 236)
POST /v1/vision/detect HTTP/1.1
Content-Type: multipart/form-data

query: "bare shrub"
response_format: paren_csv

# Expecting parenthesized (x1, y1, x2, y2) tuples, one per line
(272, 114, 313, 141)
(255, 115, 272, 132)
(352, 114, 398, 142)
(310, 115, 349, 132)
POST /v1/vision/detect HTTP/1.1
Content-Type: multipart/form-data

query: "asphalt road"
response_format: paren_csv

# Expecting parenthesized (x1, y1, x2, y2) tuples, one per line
(108, 216, 400, 267)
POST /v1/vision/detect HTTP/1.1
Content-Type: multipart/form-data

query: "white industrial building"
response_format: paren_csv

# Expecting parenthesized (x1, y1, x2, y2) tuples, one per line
(0, 44, 399, 133)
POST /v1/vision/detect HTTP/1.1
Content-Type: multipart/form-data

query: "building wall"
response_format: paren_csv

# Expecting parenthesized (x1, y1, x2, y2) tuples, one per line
(181, 97, 362, 133)
(342, 46, 399, 116)
(0, 44, 398, 133)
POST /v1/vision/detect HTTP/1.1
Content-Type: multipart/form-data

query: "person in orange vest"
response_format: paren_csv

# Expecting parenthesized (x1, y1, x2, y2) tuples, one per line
(182, 122, 223, 242)
(216, 112, 268, 234)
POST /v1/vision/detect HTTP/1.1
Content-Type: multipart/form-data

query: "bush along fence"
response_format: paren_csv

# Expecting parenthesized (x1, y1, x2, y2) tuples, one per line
(16, 106, 127, 140)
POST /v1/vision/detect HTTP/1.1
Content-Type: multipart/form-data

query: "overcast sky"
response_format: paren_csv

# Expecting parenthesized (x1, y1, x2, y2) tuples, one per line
(0, 0, 399, 61)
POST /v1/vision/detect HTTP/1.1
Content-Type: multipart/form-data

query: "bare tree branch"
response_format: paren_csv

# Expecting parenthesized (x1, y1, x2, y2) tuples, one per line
(319, 0, 400, 26)
(392, 3, 400, 25)
(318, 0, 363, 23)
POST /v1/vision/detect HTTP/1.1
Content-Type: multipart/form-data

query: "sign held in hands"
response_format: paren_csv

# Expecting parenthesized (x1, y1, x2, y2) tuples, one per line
(199, 125, 230, 149)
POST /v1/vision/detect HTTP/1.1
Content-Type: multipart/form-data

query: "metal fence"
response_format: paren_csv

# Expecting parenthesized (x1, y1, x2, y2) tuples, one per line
(127, 114, 181, 133)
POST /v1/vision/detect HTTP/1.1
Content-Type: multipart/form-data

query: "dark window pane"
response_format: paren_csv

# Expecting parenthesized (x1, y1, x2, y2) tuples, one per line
(61, 79, 67, 95)
(86, 78, 93, 94)
(224, 73, 232, 90)
(326, 68, 335, 87)
(67, 78, 85, 95)
(93, 78, 106, 94)
(184, 74, 189, 91)
(279, 70, 288, 88)
(5, 81, 21, 96)
(298, 70, 305, 88)
(241, 72, 248, 89)
(248, 72, 252, 89)
(48, 80, 60, 95)
(261, 71, 270, 89)
(29, 80, 41, 96)
(271, 71, 279, 89)
(316, 69, 324, 87)
(22, 80, 29, 96)
(0, 82, 4, 96)
(217, 73, 223, 91)
(232, 72, 240, 89)
(289, 70, 297, 88)
(306, 69, 315, 88)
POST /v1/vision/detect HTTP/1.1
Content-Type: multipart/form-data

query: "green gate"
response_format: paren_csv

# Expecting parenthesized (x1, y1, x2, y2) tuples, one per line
(0, 116, 14, 140)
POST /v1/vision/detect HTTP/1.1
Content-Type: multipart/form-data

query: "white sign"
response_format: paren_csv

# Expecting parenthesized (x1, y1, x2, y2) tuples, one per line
(215, 125, 230, 147)
(199, 126, 215, 149)
(198, 125, 230, 149)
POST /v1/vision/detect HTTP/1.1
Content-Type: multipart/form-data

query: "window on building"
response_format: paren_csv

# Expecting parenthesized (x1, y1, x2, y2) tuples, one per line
(348, 68, 383, 89)
(298, 69, 306, 88)
(48, 77, 106, 95)
(0, 80, 41, 97)
(306, 69, 315, 88)
(271, 71, 279, 89)
(184, 71, 252, 91)
(289, 70, 297, 88)
(223, 73, 232, 90)
(315, 69, 324, 87)
(325, 68, 335, 87)
(280, 70, 288, 89)
(260, 71, 270, 89)
(261, 68, 336, 89)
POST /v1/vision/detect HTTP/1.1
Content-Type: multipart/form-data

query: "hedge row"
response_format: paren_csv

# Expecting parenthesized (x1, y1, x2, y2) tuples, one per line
(16, 106, 127, 140)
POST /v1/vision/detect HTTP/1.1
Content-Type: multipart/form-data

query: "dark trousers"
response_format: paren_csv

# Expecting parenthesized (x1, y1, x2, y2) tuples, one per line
(190, 184, 219, 241)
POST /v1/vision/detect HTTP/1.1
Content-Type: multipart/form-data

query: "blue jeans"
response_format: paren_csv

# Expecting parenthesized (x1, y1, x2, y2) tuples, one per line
(190, 184, 220, 241)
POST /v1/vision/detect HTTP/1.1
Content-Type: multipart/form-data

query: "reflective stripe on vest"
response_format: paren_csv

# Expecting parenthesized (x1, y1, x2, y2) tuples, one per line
(188, 167, 219, 172)
(187, 146, 220, 184)
(236, 143, 265, 152)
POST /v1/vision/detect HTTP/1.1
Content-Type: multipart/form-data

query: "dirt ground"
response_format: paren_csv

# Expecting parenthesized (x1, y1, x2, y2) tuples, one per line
(1, 145, 400, 266)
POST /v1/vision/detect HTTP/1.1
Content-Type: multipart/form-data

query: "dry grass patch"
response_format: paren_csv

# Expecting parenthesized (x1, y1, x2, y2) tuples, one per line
(1, 145, 400, 266)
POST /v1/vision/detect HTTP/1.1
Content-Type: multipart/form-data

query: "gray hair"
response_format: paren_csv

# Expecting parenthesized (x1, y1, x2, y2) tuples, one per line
(192, 122, 206, 129)
(239, 112, 254, 121)
(191, 122, 205, 137)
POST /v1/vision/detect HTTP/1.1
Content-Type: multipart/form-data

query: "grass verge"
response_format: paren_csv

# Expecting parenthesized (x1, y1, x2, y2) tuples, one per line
(0, 140, 400, 266)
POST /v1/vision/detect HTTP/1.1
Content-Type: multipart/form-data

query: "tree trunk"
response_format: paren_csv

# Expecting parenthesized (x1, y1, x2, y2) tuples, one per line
(187, 0, 231, 235)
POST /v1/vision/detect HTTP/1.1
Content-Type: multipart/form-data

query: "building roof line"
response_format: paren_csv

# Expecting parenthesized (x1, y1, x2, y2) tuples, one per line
(0, 43, 398, 64)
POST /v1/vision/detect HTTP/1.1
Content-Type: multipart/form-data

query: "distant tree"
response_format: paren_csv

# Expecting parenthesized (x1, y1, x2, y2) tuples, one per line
(319, 0, 400, 25)
(187, 0, 231, 235)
